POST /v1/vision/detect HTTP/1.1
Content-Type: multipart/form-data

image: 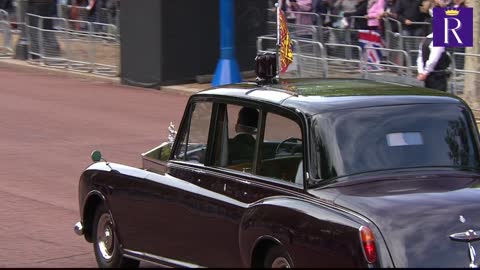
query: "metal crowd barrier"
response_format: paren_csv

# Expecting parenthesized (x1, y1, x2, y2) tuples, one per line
(258, 33, 383, 80)
(257, 34, 362, 79)
(318, 13, 346, 44)
(260, 10, 473, 93)
(58, 4, 120, 34)
(279, 12, 437, 64)
(0, 9, 13, 57)
(295, 39, 327, 78)
(451, 53, 480, 96)
(266, 10, 323, 41)
(256, 35, 302, 77)
(383, 17, 431, 65)
(256, 34, 478, 95)
(257, 35, 329, 78)
(361, 47, 421, 86)
(266, 20, 320, 43)
(26, 13, 119, 76)
(324, 43, 363, 78)
(257, 34, 428, 85)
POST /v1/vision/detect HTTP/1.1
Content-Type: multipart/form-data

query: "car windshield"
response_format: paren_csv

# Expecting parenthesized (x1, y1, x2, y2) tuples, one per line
(312, 104, 480, 181)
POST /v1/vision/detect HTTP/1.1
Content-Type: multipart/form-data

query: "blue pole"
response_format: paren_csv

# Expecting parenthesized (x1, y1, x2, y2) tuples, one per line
(212, 0, 242, 87)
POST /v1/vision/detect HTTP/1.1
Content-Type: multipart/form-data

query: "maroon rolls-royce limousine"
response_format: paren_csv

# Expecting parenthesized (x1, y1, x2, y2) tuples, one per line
(74, 76, 480, 268)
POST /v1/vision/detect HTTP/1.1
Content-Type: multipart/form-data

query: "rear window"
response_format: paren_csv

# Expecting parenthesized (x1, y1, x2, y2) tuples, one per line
(312, 104, 480, 181)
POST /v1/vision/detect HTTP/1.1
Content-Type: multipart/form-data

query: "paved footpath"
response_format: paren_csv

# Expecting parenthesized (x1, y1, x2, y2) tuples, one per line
(0, 64, 192, 267)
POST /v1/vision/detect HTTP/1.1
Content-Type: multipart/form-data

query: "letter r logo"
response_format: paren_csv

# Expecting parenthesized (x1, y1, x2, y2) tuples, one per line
(444, 18, 462, 44)
(433, 7, 473, 47)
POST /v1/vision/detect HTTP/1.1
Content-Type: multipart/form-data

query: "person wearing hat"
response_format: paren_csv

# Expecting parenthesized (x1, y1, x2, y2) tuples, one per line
(416, 0, 452, 92)
(228, 107, 259, 166)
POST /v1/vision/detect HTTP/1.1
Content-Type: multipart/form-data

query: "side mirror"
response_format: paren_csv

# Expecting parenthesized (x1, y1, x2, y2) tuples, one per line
(91, 150, 102, 162)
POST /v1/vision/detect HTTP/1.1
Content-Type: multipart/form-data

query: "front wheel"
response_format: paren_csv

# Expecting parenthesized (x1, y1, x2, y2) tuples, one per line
(92, 204, 139, 268)
(264, 245, 293, 268)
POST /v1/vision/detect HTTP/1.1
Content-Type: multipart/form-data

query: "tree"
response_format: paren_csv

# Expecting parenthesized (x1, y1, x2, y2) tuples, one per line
(463, 0, 480, 109)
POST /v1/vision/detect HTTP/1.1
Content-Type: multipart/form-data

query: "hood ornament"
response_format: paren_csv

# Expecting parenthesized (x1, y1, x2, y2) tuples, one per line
(449, 216, 480, 268)
(168, 122, 177, 144)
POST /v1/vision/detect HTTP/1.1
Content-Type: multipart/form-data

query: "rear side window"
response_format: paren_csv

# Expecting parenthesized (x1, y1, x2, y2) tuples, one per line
(211, 104, 304, 185)
(258, 112, 304, 185)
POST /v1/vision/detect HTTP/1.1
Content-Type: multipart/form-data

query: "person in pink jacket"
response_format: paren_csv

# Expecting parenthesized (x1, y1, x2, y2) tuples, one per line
(366, 0, 385, 30)
(291, 0, 313, 26)
(290, 0, 314, 38)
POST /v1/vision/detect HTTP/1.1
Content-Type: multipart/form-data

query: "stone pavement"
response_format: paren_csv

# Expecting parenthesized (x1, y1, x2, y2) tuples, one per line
(0, 64, 189, 267)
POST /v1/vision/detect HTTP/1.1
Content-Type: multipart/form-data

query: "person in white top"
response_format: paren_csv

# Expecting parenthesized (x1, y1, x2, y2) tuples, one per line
(416, 0, 452, 92)
(416, 33, 451, 91)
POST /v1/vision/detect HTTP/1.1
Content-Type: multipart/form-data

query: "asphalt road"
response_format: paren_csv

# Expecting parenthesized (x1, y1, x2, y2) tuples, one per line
(0, 66, 189, 267)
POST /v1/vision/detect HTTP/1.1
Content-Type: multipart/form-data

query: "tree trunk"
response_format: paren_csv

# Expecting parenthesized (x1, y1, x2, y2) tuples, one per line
(462, 0, 480, 110)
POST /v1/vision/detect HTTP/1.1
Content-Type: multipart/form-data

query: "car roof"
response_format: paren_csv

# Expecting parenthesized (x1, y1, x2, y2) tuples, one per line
(196, 78, 463, 115)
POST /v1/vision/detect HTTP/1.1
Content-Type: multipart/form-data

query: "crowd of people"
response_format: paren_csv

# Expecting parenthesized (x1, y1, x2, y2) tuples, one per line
(273, 0, 467, 38)
(0, 0, 119, 59)
(60, 0, 119, 26)
(0, 0, 119, 26)
(269, 0, 470, 92)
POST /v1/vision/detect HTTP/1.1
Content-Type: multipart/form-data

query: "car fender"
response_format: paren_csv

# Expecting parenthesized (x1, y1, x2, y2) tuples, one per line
(78, 162, 149, 243)
(238, 196, 376, 267)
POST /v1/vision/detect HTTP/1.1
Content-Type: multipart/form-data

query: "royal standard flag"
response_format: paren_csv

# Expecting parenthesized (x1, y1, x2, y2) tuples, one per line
(278, 9, 293, 73)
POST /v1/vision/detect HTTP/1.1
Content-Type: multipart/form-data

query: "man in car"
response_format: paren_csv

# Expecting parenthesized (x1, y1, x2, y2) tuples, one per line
(229, 107, 259, 166)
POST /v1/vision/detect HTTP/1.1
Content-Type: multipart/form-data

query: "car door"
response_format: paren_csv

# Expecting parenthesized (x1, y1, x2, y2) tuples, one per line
(114, 98, 308, 267)
(159, 101, 253, 266)
(177, 101, 308, 267)
(105, 99, 216, 266)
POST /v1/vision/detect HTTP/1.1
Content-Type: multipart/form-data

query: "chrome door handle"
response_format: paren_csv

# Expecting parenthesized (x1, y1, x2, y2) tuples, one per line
(193, 169, 205, 175)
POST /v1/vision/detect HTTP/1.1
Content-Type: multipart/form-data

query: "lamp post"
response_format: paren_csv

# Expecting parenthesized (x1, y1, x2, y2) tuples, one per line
(14, 0, 29, 60)
(212, 0, 242, 87)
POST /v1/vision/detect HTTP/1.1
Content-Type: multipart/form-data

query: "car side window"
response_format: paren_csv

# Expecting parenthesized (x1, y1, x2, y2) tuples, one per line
(212, 105, 304, 184)
(258, 112, 304, 185)
(213, 104, 258, 173)
(173, 102, 213, 164)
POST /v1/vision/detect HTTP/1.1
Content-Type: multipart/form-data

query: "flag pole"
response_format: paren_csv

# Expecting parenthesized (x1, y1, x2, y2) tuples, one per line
(275, 1, 281, 81)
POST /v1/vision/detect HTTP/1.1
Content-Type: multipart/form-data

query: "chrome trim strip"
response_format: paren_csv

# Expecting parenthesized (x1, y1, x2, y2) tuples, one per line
(123, 249, 204, 268)
(123, 254, 171, 268)
(86, 162, 150, 179)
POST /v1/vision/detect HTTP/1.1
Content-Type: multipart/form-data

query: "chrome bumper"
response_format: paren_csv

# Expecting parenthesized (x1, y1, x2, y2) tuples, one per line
(74, 221, 84, 236)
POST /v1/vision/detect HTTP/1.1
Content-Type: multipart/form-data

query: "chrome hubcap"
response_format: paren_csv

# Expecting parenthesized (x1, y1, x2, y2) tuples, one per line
(97, 213, 115, 261)
(272, 257, 291, 268)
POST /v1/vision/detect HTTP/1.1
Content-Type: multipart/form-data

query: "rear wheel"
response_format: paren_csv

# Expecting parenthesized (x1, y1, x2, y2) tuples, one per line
(92, 204, 139, 268)
(264, 245, 293, 268)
